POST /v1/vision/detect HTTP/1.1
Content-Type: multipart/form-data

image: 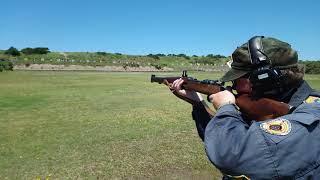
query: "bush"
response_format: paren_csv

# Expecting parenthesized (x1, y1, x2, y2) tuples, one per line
(0, 59, 14, 71)
(177, 54, 190, 59)
(96, 52, 107, 56)
(207, 54, 226, 58)
(191, 57, 216, 65)
(4, 47, 20, 56)
(21, 47, 50, 54)
(213, 54, 226, 58)
(122, 62, 140, 69)
(20, 48, 33, 55)
(34, 47, 50, 54)
(151, 63, 167, 70)
(155, 53, 166, 57)
(147, 54, 160, 60)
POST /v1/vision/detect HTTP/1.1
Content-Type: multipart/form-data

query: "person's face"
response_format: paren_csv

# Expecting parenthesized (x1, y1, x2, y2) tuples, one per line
(233, 78, 252, 94)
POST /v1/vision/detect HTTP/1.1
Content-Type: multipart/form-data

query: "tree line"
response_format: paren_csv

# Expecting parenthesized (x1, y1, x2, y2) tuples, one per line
(1, 46, 320, 74)
(4, 46, 50, 56)
(146, 53, 227, 60)
(299, 61, 320, 74)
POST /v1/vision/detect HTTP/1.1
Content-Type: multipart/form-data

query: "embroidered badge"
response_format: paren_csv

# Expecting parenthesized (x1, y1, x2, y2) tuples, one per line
(260, 118, 291, 136)
(305, 96, 320, 104)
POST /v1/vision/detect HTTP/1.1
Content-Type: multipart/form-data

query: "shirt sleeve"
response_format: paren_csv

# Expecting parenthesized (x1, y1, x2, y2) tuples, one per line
(203, 104, 273, 176)
(191, 102, 212, 141)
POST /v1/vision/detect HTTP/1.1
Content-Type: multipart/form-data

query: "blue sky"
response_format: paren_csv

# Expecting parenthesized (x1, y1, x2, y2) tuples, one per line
(1, 0, 319, 59)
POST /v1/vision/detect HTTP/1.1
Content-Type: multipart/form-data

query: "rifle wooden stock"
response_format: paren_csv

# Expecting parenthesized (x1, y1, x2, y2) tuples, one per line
(236, 94, 290, 121)
(151, 73, 290, 121)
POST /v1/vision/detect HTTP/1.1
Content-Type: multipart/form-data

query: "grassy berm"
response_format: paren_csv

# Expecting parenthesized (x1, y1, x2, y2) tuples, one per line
(1, 71, 320, 179)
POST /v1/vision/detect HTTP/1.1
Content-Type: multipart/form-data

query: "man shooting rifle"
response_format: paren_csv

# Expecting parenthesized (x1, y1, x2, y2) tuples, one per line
(169, 36, 320, 179)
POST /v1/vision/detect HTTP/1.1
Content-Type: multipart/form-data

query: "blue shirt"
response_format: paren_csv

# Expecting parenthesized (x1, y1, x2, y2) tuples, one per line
(205, 103, 320, 179)
(192, 81, 320, 179)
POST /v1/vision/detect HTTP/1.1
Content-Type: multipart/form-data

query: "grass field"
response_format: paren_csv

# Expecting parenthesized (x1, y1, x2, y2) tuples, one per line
(1, 71, 320, 179)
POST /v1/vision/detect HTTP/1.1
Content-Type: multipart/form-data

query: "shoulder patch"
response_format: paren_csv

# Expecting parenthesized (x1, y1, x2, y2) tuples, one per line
(260, 118, 291, 136)
(305, 96, 320, 104)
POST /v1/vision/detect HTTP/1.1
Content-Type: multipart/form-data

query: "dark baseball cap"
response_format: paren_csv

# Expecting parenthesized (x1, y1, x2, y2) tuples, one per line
(220, 37, 298, 82)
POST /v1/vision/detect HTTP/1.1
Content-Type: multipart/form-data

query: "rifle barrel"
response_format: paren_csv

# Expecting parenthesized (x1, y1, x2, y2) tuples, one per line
(151, 75, 180, 84)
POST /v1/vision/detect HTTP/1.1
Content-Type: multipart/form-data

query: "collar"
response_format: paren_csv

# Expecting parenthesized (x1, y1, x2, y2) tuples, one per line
(288, 81, 313, 107)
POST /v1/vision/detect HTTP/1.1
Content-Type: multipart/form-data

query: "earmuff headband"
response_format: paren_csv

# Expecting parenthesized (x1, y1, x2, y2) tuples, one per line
(248, 36, 269, 66)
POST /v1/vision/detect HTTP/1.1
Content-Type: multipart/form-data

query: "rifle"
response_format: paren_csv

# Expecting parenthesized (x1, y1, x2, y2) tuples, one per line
(151, 71, 290, 121)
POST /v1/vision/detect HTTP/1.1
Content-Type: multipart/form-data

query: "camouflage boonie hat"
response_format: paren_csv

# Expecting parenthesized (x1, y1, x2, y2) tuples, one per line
(220, 37, 298, 82)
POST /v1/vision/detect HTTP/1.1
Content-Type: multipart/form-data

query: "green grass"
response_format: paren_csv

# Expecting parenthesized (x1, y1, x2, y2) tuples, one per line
(0, 71, 223, 179)
(1, 71, 320, 179)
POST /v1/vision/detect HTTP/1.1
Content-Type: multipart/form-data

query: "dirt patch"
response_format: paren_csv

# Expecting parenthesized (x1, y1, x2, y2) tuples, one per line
(14, 64, 174, 72)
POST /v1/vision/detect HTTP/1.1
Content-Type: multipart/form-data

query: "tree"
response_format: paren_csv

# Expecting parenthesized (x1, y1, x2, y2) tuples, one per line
(4, 47, 20, 56)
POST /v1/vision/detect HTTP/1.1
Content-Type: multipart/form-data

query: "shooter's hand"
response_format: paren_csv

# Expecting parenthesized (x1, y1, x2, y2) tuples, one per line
(170, 78, 201, 104)
(208, 90, 236, 109)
